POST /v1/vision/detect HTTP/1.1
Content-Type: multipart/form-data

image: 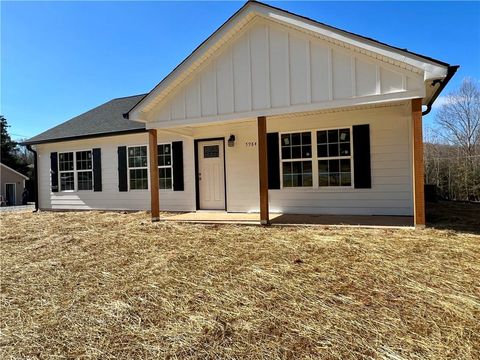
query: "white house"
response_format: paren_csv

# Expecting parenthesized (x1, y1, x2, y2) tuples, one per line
(24, 1, 458, 226)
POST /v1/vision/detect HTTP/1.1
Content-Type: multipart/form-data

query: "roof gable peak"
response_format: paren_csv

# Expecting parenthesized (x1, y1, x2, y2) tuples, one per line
(128, 0, 451, 120)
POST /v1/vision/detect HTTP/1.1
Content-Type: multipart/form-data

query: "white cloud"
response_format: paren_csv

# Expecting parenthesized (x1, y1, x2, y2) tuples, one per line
(432, 96, 448, 109)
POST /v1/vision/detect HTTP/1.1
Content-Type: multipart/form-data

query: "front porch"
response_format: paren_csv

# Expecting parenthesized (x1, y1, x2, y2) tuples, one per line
(162, 211, 414, 228)
(146, 100, 425, 227)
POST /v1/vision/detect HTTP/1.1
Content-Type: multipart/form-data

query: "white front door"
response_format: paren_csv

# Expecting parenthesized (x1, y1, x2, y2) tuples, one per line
(198, 140, 225, 210)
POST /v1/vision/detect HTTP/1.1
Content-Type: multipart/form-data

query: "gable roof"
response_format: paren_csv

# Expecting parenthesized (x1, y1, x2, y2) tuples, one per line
(1, 163, 29, 180)
(126, 0, 455, 120)
(24, 94, 147, 145)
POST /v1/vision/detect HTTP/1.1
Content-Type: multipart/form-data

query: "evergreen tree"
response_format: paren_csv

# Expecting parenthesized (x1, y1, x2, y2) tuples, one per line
(1, 115, 30, 174)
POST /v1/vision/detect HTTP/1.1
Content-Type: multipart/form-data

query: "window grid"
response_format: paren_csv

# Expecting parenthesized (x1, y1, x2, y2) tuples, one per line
(58, 152, 74, 191)
(58, 151, 93, 191)
(280, 132, 313, 188)
(317, 128, 352, 188)
(76, 151, 93, 191)
(280, 128, 353, 189)
(158, 144, 173, 190)
(128, 146, 148, 190)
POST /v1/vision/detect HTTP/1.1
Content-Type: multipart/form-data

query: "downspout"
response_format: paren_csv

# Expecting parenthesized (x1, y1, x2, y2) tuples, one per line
(25, 145, 39, 212)
(422, 65, 459, 116)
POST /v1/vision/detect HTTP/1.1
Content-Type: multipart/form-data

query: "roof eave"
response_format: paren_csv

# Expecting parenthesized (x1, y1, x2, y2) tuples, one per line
(21, 128, 147, 146)
(0, 163, 29, 179)
(422, 65, 459, 116)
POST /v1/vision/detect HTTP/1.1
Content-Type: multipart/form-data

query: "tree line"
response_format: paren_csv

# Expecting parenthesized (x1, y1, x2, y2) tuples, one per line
(424, 78, 480, 201)
(1, 116, 33, 178)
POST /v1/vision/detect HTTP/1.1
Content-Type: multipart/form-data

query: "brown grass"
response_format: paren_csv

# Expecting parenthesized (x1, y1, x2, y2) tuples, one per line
(1, 203, 479, 359)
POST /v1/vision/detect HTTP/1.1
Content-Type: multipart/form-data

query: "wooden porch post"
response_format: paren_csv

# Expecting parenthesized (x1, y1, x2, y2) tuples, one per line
(257, 116, 269, 225)
(149, 129, 160, 222)
(412, 98, 425, 227)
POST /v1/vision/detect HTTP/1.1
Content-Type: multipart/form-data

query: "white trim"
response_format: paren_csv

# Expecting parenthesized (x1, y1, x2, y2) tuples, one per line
(278, 126, 354, 190)
(157, 142, 174, 191)
(126, 144, 150, 191)
(0, 163, 29, 180)
(279, 130, 314, 189)
(58, 149, 94, 192)
(146, 91, 423, 130)
(5, 183, 16, 205)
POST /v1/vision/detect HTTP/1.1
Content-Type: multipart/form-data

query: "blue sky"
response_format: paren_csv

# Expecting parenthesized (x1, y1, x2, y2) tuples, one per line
(2, 1, 479, 140)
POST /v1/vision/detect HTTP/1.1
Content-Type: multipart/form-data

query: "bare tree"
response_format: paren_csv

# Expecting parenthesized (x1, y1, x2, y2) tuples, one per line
(428, 78, 480, 201)
(436, 78, 480, 156)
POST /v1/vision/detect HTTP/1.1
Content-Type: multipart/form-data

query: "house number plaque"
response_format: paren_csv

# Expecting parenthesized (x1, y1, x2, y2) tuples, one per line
(245, 141, 257, 148)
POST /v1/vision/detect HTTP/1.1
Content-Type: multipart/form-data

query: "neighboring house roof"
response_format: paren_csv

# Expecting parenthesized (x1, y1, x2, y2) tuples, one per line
(23, 94, 147, 145)
(126, 0, 456, 120)
(0, 163, 29, 180)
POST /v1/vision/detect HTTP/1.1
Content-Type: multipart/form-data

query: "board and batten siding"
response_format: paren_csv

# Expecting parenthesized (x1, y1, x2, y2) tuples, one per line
(146, 19, 423, 127)
(36, 133, 196, 211)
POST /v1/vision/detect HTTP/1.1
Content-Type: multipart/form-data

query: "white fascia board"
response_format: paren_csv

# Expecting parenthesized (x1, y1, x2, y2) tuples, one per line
(129, 109, 149, 123)
(146, 90, 423, 130)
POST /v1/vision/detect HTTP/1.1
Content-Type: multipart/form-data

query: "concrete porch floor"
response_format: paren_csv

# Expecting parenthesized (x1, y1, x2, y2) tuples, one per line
(162, 212, 414, 228)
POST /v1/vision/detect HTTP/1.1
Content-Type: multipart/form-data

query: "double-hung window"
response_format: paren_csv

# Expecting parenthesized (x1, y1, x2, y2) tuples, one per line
(280, 132, 313, 187)
(158, 144, 173, 190)
(279, 127, 353, 189)
(59, 152, 75, 191)
(317, 128, 352, 187)
(58, 151, 93, 191)
(76, 151, 93, 190)
(128, 146, 148, 190)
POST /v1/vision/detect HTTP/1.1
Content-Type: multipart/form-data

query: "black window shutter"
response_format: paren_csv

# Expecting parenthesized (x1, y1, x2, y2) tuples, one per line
(353, 124, 372, 189)
(172, 141, 184, 191)
(118, 146, 128, 192)
(267, 133, 280, 189)
(50, 152, 58, 192)
(92, 148, 102, 192)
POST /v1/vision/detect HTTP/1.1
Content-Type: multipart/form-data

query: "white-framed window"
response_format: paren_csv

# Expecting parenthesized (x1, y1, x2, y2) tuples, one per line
(59, 152, 74, 191)
(76, 150, 93, 190)
(280, 132, 313, 187)
(279, 127, 353, 189)
(317, 128, 352, 187)
(58, 150, 93, 191)
(128, 145, 148, 190)
(158, 143, 173, 190)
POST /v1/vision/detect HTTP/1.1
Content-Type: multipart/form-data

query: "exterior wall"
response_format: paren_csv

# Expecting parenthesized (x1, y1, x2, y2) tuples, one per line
(0, 166, 27, 205)
(36, 132, 196, 211)
(145, 19, 423, 128)
(35, 102, 413, 216)
(267, 103, 413, 215)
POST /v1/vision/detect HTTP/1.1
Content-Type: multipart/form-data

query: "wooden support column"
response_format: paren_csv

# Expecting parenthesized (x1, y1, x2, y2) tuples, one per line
(257, 116, 269, 225)
(149, 129, 160, 222)
(412, 98, 425, 227)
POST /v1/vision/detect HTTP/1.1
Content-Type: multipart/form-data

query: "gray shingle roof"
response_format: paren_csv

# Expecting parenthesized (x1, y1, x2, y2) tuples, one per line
(23, 94, 147, 145)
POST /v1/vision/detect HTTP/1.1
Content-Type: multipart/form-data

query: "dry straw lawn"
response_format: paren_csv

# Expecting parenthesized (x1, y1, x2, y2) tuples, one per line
(1, 203, 479, 359)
